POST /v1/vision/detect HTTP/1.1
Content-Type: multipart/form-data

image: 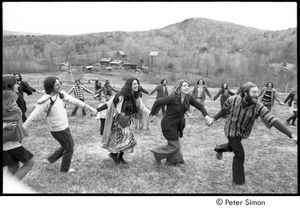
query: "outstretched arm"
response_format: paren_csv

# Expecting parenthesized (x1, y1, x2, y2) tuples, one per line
(82, 85, 95, 95)
(213, 89, 222, 100)
(149, 96, 171, 115)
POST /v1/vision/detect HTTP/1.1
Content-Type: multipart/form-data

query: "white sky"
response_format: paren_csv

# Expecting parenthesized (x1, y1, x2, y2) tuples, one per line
(3, 2, 297, 35)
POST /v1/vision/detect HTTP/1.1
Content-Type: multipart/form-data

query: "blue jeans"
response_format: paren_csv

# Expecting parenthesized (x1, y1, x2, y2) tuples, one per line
(48, 128, 74, 172)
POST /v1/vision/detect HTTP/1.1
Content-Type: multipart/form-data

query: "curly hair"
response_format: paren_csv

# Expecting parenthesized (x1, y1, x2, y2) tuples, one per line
(172, 79, 189, 96)
(118, 78, 141, 99)
(266, 82, 274, 88)
(197, 78, 205, 85)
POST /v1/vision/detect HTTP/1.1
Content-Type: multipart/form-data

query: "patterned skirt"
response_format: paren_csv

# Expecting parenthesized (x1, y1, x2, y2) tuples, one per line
(101, 115, 137, 153)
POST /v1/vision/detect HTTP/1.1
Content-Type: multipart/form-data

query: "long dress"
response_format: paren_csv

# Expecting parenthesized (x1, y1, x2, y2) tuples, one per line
(100, 94, 149, 153)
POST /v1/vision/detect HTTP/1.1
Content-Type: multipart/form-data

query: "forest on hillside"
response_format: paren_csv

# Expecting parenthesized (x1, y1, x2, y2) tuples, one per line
(3, 18, 297, 91)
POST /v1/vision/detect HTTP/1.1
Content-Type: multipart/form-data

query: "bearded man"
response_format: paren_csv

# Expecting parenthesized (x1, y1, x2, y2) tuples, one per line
(207, 82, 297, 186)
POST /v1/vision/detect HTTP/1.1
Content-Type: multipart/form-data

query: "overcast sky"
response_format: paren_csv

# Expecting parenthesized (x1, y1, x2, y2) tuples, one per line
(3, 2, 297, 35)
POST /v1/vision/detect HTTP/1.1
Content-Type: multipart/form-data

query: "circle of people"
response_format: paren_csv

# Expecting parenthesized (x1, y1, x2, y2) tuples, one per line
(3, 74, 297, 186)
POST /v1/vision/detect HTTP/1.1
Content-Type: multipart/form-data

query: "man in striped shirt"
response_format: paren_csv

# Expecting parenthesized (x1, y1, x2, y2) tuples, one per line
(68, 79, 95, 116)
(207, 82, 296, 186)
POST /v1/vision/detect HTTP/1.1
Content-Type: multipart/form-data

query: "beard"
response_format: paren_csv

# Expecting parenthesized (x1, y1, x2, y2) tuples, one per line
(245, 94, 258, 104)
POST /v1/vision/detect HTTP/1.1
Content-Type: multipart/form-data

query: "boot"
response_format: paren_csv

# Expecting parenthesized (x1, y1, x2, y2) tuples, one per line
(118, 152, 128, 164)
(109, 153, 120, 164)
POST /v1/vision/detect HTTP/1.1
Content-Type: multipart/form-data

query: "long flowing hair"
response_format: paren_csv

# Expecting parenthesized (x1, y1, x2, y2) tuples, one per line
(118, 78, 141, 100)
(13, 73, 22, 81)
(171, 79, 191, 110)
(197, 78, 205, 85)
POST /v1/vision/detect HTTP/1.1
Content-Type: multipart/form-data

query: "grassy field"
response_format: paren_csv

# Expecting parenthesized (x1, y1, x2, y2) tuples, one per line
(5, 71, 298, 194)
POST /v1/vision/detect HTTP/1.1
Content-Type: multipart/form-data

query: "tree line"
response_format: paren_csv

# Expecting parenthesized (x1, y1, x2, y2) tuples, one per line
(3, 18, 297, 91)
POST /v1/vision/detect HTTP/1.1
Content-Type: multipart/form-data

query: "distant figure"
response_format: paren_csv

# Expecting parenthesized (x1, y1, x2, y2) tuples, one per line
(103, 79, 119, 101)
(284, 88, 297, 107)
(94, 80, 104, 100)
(150, 79, 169, 115)
(13, 73, 42, 122)
(95, 96, 107, 136)
(68, 79, 95, 116)
(258, 82, 283, 111)
(191, 78, 213, 105)
(189, 78, 213, 117)
(286, 93, 297, 126)
(213, 83, 235, 118)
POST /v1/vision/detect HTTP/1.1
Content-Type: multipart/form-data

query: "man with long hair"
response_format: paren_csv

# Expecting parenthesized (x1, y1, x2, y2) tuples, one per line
(23, 77, 97, 173)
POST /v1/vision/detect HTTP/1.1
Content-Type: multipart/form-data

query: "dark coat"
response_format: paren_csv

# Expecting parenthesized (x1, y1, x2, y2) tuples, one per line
(16, 81, 36, 112)
(213, 88, 235, 107)
(150, 94, 208, 141)
(150, 85, 168, 99)
(284, 91, 296, 107)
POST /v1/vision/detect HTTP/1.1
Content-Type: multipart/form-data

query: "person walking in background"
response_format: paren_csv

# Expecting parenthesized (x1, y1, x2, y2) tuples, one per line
(103, 79, 119, 101)
(94, 80, 103, 100)
(23, 77, 97, 173)
(150, 79, 169, 115)
(213, 83, 235, 118)
(258, 82, 283, 111)
(13, 73, 42, 122)
(286, 94, 297, 126)
(95, 96, 107, 136)
(189, 78, 213, 117)
(3, 76, 35, 180)
(284, 88, 297, 107)
(68, 79, 95, 116)
(192, 78, 213, 105)
(148, 79, 214, 166)
(207, 82, 297, 186)
(96, 78, 150, 164)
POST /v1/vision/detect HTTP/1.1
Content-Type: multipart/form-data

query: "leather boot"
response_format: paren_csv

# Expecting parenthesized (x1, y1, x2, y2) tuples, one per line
(109, 153, 120, 164)
(118, 152, 128, 164)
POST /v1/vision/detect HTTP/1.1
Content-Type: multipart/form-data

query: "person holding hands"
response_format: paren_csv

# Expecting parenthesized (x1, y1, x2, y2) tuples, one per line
(149, 79, 214, 166)
(207, 82, 297, 186)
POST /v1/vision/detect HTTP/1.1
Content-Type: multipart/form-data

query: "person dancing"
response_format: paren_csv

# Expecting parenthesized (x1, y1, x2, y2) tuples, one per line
(149, 79, 213, 166)
(96, 78, 149, 164)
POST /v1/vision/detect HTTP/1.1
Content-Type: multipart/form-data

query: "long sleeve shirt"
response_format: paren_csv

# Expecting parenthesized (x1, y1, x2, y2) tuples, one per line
(284, 91, 296, 107)
(213, 95, 277, 139)
(150, 94, 208, 140)
(68, 84, 94, 100)
(150, 85, 168, 99)
(23, 90, 94, 132)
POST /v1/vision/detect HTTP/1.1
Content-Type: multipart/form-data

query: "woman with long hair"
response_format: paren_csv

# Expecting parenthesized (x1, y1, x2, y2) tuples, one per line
(97, 78, 150, 164)
(213, 83, 235, 117)
(148, 79, 213, 166)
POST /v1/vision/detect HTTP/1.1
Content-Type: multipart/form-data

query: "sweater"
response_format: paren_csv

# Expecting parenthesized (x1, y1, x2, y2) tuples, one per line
(23, 90, 93, 132)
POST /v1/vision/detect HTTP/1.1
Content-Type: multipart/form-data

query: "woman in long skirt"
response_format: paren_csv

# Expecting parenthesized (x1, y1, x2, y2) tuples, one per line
(149, 79, 213, 166)
(97, 78, 149, 164)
